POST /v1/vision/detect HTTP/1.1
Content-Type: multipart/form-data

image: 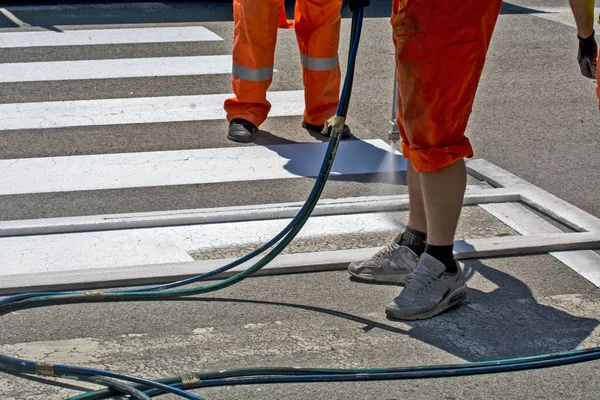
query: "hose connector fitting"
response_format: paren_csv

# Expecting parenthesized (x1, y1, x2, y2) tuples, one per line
(325, 115, 346, 139)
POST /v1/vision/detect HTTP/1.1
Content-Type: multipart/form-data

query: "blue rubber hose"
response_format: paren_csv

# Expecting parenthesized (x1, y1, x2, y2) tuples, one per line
(0, 7, 366, 400)
(2, 6, 600, 400)
(0, 7, 364, 304)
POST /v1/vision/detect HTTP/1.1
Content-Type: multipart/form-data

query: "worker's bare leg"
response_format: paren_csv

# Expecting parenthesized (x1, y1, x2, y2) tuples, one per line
(385, 158, 468, 320)
(406, 160, 427, 234)
(345, 161, 427, 284)
(420, 159, 466, 245)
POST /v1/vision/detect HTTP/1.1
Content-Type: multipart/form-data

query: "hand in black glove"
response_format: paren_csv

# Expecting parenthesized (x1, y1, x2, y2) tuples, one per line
(344, 0, 370, 12)
(577, 31, 598, 79)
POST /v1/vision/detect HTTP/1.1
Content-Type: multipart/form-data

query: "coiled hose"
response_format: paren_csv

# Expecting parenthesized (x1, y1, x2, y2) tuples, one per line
(1, 6, 599, 400)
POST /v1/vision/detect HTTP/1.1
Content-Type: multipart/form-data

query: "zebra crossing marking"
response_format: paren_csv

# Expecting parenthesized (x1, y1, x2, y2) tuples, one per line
(0, 139, 405, 195)
(0, 55, 232, 83)
(0, 211, 399, 277)
(0, 90, 305, 130)
(0, 26, 223, 48)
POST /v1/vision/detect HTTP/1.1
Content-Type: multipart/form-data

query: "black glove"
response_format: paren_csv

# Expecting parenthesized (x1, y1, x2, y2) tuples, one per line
(344, 0, 370, 12)
(577, 31, 598, 79)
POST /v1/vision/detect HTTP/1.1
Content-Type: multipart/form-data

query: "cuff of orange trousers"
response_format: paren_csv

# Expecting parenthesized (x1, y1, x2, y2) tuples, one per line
(400, 138, 473, 173)
(226, 113, 263, 130)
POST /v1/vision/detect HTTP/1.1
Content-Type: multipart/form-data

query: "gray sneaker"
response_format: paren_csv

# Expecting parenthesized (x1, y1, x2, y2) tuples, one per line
(348, 236, 419, 284)
(385, 253, 468, 320)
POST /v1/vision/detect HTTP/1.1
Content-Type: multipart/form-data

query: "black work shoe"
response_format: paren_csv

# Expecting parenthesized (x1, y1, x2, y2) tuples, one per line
(302, 120, 351, 139)
(228, 118, 257, 143)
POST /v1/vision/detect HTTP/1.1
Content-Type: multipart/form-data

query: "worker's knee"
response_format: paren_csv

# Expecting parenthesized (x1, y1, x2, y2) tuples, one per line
(390, 0, 502, 174)
(400, 137, 473, 173)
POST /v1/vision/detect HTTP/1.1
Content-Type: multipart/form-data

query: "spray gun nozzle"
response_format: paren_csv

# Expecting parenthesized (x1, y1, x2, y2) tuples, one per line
(388, 120, 400, 151)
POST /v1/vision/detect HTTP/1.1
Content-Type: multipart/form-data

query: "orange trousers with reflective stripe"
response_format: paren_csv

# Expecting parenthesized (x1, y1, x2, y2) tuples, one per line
(224, 0, 342, 129)
(392, 0, 502, 172)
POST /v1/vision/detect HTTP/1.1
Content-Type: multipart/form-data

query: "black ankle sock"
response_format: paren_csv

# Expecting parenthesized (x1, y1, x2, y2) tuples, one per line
(424, 244, 457, 273)
(396, 226, 427, 256)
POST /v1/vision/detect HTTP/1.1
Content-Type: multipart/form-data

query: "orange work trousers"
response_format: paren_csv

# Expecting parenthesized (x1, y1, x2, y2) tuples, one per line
(224, 0, 342, 129)
(392, 0, 503, 172)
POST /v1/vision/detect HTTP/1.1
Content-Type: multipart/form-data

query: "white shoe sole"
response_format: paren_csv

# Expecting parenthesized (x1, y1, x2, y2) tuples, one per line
(385, 287, 468, 321)
(348, 268, 412, 285)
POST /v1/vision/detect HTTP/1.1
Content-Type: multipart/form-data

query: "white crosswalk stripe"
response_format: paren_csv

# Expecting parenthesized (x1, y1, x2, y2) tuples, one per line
(0, 24, 403, 291)
(0, 55, 233, 83)
(0, 139, 403, 195)
(0, 91, 306, 130)
(0, 212, 400, 276)
(0, 26, 223, 47)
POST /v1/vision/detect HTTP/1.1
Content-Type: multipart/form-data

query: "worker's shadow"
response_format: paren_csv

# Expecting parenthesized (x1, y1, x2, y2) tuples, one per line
(366, 258, 600, 362)
(178, 259, 598, 364)
(253, 129, 408, 186)
(246, 131, 598, 361)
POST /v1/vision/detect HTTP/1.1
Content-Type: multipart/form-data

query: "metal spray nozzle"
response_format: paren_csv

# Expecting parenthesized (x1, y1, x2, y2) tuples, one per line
(389, 74, 400, 149)
(388, 120, 400, 150)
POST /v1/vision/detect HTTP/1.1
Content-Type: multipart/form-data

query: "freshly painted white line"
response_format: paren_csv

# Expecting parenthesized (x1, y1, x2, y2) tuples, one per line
(0, 139, 406, 195)
(467, 159, 600, 232)
(453, 232, 600, 257)
(169, 212, 401, 253)
(2, 203, 598, 281)
(2, 232, 599, 294)
(468, 159, 600, 286)
(0, 187, 520, 237)
(0, 90, 304, 131)
(0, 231, 194, 277)
(2, 158, 598, 293)
(0, 55, 232, 83)
(0, 26, 223, 48)
(0, 248, 375, 294)
(481, 202, 600, 288)
(0, 211, 401, 277)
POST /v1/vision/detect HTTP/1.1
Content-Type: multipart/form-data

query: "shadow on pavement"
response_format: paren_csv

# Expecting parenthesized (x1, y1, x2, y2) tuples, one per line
(254, 129, 408, 186)
(174, 257, 598, 364)
(178, 296, 412, 336)
(386, 259, 599, 361)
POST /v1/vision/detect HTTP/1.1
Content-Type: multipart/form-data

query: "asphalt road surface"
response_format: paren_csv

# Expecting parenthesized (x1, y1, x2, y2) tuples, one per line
(1, 1, 599, 399)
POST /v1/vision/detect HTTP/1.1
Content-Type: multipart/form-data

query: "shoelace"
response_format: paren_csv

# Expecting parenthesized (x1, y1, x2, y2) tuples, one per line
(402, 267, 435, 297)
(373, 241, 400, 260)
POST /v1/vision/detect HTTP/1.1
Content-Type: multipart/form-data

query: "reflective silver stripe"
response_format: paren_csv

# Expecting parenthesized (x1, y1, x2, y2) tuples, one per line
(300, 54, 339, 71)
(232, 64, 273, 81)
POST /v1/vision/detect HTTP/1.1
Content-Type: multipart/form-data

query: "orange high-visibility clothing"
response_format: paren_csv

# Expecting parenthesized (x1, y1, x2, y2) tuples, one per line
(278, 7, 294, 28)
(392, 0, 502, 172)
(224, 0, 342, 129)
